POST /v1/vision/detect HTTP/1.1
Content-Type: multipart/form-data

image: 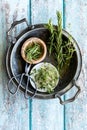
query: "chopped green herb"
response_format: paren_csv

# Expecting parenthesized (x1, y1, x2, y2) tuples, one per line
(30, 63, 59, 93)
(25, 42, 43, 61)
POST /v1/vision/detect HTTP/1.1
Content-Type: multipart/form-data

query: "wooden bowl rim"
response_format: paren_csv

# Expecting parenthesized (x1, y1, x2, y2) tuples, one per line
(21, 37, 47, 64)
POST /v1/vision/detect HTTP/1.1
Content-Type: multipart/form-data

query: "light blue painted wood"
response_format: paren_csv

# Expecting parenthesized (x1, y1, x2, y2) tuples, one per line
(0, 0, 86, 130)
(64, 0, 87, 130)
(0, 0, 30, 130)
(31, 99, 64, 130)
(30, 0, 64, 130)
(31, 0, 63, 25)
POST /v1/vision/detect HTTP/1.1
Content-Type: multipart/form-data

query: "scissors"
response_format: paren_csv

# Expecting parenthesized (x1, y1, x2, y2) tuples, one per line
(7, 63, 37, 99)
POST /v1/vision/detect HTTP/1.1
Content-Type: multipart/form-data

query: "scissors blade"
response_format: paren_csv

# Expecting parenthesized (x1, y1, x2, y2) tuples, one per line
(25, 63, 31, 74)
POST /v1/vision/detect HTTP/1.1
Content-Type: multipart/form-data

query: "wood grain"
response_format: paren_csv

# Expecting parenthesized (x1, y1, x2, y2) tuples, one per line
(64, 0, 87, 130)
(31, 0, 63, 25)
(0, 0, 30, 130)
(0, 0, 86, 130)
(30, 0, 64, 130)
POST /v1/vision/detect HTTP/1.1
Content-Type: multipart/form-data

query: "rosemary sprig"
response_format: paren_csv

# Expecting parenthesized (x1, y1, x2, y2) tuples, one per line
(45, 11, 75, 76)
(55, 11, 64, 72)
(45, 19, 55, 55)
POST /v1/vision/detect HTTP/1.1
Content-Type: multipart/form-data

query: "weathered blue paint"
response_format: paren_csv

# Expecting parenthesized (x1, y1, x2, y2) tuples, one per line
(30, 1, 64, 130)
(0, 0, 86, 130)
(31, 0, 63, 25)
(0, 0, 30, 130)
(29, 99, 32, 130)
(64, 0, 87, 130)
(63, 0, 66, 28)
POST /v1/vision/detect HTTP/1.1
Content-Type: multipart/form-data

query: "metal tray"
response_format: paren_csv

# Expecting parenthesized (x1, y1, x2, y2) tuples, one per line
(6, 19, 82, 104)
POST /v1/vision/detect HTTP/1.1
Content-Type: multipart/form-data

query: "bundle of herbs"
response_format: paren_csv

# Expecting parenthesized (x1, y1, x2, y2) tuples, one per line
(45, 11, 75, 76)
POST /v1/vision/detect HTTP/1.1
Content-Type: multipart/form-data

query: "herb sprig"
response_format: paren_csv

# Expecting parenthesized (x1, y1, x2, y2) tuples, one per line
(45, 11, 75, 76)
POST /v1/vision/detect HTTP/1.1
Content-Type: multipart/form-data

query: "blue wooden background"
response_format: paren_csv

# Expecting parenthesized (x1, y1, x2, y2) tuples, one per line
(0, 0, 86, 130)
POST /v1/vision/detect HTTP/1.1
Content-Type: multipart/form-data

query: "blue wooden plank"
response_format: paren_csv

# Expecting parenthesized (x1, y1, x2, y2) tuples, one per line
(30, 0, 64, 130)
(31, 99, 64, 130)
(31, 0, 63, 25)
(0, 0, 30, 130)
(64, 0, 87, 130)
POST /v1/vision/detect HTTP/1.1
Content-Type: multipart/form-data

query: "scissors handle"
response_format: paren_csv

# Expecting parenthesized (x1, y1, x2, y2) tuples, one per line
(7, 74, 21, 94)
(7, 63, 37, 98)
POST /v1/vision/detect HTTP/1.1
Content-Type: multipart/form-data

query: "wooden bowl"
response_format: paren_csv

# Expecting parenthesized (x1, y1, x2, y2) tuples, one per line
(21, 37, 47, 64)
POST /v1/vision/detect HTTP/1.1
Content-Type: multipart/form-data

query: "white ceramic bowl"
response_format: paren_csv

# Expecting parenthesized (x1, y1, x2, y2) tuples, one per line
(30, 62, 59, 93)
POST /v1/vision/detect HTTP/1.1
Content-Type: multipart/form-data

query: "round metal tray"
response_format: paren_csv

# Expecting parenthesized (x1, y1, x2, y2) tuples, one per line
(6, 21, 82, 104)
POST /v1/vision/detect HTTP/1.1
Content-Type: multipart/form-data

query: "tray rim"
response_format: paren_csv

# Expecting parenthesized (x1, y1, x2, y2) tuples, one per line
(6, 24, 82, 99)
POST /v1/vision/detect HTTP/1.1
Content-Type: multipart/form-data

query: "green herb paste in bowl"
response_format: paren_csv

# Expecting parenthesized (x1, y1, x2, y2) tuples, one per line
(30, 62, 59, 93)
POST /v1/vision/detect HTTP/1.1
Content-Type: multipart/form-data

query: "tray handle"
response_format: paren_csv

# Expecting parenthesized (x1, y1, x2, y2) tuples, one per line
(55, 80, 81, 105)
(7, 18, 28, 44)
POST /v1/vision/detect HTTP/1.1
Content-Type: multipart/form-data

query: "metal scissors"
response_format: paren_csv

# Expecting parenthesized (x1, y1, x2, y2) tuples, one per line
(7, 63, 37, 99)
